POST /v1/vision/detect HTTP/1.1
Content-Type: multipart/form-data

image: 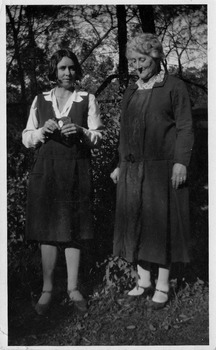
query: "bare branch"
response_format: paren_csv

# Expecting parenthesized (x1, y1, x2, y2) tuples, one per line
(95, 74, 119, 98)
(80, 25, 117, 65)
(181, 77, 207, 94)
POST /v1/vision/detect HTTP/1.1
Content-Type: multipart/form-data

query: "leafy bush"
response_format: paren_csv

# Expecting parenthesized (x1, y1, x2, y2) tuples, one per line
(7, 172, 28, 243)
(92, 256, 138, 294)
(8, 240, 42, 305)
(90, 99, 120, 255)
(7, 137, 33, 244)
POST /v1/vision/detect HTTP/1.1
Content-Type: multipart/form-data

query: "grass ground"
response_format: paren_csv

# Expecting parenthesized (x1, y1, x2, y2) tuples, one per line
(8, 274, 208, 346)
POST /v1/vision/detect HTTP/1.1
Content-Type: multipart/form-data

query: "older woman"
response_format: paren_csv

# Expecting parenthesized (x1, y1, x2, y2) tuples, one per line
(111, 33, 194, 309)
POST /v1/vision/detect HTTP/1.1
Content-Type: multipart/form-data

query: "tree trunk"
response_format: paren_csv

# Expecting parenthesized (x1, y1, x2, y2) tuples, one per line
(138, 5, 155, 34)
(26, 6, 38, 99)
(116, 5, 128, 90)
(6, 6, 27, 107)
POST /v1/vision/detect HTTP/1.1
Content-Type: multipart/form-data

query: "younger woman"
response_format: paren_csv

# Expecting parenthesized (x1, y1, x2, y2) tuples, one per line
(22, 49, 103, 315)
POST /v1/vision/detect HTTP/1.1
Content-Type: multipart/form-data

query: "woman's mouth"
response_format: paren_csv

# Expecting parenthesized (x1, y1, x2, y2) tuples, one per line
(138, 65, 151, 74)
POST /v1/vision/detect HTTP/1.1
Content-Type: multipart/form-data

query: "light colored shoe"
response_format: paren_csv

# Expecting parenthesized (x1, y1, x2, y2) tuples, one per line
(127, 284, 153, 297)
(148, 288, 169, 310)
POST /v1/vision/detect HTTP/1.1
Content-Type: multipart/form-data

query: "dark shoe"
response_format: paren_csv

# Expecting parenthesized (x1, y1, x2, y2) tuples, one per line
(68, 289, 87, 313)
(127, 285, 153, 298)
(73, 299, 88, 313)
(147, 288, 169, 310)
(35, 290, 53, 316)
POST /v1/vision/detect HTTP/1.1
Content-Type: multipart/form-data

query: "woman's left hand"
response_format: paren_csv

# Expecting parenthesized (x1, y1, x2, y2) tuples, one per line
(171, 163, 187, 189)
(61, 123, 83, 137)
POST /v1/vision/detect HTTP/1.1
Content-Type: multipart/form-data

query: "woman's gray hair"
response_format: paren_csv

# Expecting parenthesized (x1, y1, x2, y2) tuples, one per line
(126, 33, 164, 60)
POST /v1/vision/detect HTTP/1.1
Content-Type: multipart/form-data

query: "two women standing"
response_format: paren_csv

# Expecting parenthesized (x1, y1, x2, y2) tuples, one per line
(23, 33, 194, 315)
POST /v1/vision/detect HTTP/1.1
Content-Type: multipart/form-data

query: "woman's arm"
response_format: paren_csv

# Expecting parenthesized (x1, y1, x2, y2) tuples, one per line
(22, 96, 46, 148)
(172, 79, 194, 166)
(81, 94, 104, 148)
(22, 96, 59, 148)
(171, 79, 194, 189)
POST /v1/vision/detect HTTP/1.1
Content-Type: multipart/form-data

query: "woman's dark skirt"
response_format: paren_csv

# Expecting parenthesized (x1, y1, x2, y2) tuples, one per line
(113, 159, 191, 265)
(25, 156, 94, 244)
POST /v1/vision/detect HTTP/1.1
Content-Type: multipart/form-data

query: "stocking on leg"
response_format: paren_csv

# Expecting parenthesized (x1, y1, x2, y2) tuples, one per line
(152, 266, 170, 303)
(39, 244, 57, 302)
(65, 247, 87, 312)
(35, 244, 58, 315)
(65, 247, 84, 301)
(128, 262, 151, 296)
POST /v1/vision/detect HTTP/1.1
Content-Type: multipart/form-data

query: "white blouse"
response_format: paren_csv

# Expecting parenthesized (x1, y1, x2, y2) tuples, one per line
(22, 89, 103, 149)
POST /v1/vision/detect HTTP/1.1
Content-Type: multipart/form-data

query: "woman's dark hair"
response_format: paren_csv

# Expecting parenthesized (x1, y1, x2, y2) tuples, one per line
(48, 49, 82, 82)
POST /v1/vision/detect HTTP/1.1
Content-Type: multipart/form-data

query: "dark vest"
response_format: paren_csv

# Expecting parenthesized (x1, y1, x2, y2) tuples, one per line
(35, 92, 91, 159)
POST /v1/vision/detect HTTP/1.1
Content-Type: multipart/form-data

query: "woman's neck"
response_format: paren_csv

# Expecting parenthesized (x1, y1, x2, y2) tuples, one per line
(54, 86, 74, 99)
(141, 72, 159, 83)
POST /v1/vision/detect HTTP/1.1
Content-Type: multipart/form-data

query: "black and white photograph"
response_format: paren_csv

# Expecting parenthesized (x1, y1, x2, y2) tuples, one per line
(1, 1, 215, 349)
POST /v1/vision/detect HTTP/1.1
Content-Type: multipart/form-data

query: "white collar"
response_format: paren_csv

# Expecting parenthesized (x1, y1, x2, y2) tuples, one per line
(136, 71, 165, 90)
(42, 89, 88, 118)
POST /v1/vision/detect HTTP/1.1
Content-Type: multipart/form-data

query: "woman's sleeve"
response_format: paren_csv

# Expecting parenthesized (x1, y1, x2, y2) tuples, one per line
(172, 80, 194, 166)
(22, 96, 46, 148)
(81, 94, 104, 148)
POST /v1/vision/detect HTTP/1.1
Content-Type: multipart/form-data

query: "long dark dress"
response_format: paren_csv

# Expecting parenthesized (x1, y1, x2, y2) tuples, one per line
(25, 93, 94, 243)
(113, 74, 194, 265)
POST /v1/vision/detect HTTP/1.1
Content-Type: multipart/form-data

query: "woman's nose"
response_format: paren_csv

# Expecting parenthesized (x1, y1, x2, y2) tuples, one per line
(136, 61, 141, 69)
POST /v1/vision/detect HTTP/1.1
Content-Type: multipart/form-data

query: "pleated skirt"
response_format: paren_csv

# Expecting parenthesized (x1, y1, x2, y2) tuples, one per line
(25, 156, 93, 243)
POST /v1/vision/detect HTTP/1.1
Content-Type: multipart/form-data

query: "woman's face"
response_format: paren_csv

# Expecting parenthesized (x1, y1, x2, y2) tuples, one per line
(56, 56, 76, 89)
(129, 51, 159, 82)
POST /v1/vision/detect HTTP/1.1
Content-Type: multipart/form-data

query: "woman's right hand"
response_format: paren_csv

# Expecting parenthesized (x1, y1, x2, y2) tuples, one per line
(110, 167, 120, 184)
(41, 119, 59, 136)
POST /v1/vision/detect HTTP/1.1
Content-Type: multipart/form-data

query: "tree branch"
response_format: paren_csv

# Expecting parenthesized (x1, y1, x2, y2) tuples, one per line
(80, 25, 117, 65)
(95, 74, 119, 98)
(181, 77, 207, 94)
